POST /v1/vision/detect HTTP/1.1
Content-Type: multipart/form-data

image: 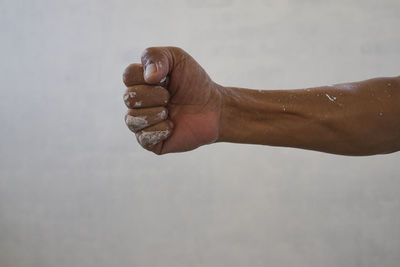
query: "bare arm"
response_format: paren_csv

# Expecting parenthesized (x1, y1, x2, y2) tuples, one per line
(123, 47, 400, 156)
(218, 77, 400, 155)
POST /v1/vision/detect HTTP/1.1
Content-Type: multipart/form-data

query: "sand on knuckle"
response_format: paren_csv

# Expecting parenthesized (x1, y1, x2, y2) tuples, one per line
(125, 114, 149, 132)
(125, 85, 169, 108)
(136, 129, 170, 148)
(135, 121, 171, 148)
(126, 107, 168, 132)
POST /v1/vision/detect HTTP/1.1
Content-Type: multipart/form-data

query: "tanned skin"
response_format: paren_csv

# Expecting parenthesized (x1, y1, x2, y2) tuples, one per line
(123, 46, 400, 156)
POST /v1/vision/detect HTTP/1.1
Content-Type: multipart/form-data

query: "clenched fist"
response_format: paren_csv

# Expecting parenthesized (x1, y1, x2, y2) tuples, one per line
(123, 47, 224, 154)
(123, 47, 400, 156)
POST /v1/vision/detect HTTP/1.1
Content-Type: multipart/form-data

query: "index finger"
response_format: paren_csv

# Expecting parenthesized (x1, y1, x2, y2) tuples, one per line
(123, 63, 146, 86)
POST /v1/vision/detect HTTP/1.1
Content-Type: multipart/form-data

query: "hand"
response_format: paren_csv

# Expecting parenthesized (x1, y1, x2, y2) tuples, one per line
(123, 47, 223, 154)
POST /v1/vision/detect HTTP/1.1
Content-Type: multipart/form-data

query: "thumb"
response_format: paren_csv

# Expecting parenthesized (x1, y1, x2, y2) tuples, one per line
(141, 47, 171, 84)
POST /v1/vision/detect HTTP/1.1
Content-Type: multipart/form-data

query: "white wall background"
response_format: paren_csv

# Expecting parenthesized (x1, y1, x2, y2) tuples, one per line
(1, 0, 400, 266)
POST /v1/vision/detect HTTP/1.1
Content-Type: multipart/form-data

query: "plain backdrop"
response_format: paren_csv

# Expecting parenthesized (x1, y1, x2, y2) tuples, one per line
(1, 0, 400, 266)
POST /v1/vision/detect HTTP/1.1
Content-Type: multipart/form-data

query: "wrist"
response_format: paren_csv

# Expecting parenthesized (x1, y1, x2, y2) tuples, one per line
(217, 86, 271, 144)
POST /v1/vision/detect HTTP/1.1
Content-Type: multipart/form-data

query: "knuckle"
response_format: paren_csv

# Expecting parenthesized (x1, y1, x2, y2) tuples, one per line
(125, 113, 149, 133)
(124, 85, 169, 108)
(141, 47, 150, 58)
(170, 46, 185, 54)
(122, 64, 133, 83)
(135, 128, 170, 148)
(123, 90, 138, 107)
(122, 63, 144, 86)
(141, 47, 157, 61)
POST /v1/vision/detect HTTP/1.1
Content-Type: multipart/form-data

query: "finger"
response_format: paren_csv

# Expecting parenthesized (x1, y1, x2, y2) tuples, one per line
(135, 120, 173, 154)
(123, 62, 170, 88)
(123, 63, 146, 86)
(123, 85, 169, 108)
(125, 107, 168, 133)
(141, 47, 172, 84)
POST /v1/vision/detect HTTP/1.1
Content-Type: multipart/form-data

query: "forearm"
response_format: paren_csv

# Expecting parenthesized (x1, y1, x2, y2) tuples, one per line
(217, 76, 400, 156)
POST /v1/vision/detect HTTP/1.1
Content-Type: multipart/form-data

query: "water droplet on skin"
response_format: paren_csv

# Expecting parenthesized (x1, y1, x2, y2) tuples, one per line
(325, 93, 336, 102)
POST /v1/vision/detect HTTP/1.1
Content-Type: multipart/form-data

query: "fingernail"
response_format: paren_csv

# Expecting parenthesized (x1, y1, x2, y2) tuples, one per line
(144, 63, 157, 79)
